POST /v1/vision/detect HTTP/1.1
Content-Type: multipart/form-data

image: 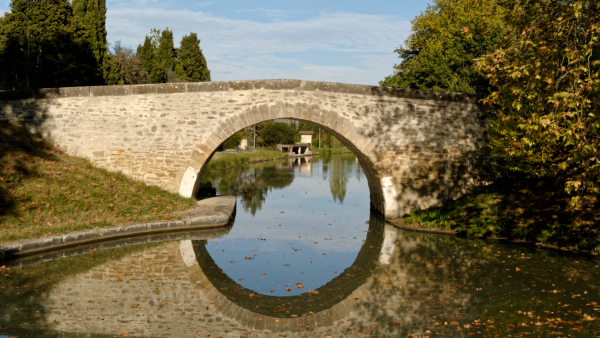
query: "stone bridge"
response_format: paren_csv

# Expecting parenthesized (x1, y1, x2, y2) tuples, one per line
(0, 79, 491, 216)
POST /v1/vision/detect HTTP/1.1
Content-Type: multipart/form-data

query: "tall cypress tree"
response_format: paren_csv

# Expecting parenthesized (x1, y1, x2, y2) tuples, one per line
(175, 33, 211, 82)
(72, 0, 109, 85)
(137, 35, 154, 74)
(0, 0, 99, 90)
(157, 28, 175, 72)
(71, 0, 107, 64)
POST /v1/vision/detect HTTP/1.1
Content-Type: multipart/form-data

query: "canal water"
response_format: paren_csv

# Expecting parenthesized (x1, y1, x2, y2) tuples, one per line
(1, 154, 600, 337)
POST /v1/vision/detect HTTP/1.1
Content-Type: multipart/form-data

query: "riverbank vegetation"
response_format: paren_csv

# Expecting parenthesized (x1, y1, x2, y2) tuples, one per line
(401, 174, 600, 251)
(0, 121, 197, 244)
(206, 146, 352, 172)
(206, 149, 288, 172)
(384, 0, 600, 249)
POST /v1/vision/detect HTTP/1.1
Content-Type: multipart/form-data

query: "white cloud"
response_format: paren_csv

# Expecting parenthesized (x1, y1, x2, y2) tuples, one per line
(106, 9, 409, 85)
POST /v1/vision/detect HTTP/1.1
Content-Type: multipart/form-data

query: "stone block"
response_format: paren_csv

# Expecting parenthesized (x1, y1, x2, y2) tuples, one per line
(130, 84, 157, 95)
(258, 104, 270, 122)
(156, 83, 186, 94)
(186, 81, 229, 92)
(90, 85, 130, 97)
(307, 104, 321, 122)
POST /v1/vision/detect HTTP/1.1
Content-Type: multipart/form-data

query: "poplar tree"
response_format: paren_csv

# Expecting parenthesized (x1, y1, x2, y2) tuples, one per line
(175, 33, 211, 82)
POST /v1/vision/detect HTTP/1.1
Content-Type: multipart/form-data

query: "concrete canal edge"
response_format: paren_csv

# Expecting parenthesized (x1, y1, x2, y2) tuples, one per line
(0, 196, 237, 259)
(386, 218, 600, 257)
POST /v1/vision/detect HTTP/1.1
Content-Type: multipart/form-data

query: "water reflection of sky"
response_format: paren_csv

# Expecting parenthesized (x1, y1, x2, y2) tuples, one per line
(204, 155, 371, 296)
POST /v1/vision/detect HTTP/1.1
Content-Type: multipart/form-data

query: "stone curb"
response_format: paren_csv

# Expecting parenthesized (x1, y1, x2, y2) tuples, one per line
(0, 204, 235, 259)
(386, 218, 600, 257)
(6, 226, 233, 269)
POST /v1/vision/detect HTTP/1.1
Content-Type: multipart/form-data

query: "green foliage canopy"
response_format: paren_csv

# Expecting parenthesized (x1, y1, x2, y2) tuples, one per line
(0, 0, 100, 90)
(260, 122, 298, 147)
(477, 0, 600, 206)
(380, 0, 506, 96)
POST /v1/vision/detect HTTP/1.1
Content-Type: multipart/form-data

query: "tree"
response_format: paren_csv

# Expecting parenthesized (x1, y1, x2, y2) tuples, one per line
(113, 40, 148, 85)
(102, 53, 122, 85)
(71, 0, 107, 84)
(0, 0, 100, 90)
(380, 0, 506, 96)
(222, 131, 244, 149)
(477, 0, 600, 207)
(175, 33, 211, 82)
(137, 35, 154, 76)
(259, 122, 298, 147)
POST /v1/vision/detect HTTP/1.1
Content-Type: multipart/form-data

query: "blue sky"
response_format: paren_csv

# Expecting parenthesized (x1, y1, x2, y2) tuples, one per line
(0, 0, 434, 85)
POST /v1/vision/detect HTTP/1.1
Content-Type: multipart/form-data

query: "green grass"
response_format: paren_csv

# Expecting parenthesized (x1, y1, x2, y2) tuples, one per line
(399, 175, 600, 251)
(313, 147, 351, 155)
(206, 147, 352, 172)
(0, 121, 198, 244)
(206, 149, 288, 171)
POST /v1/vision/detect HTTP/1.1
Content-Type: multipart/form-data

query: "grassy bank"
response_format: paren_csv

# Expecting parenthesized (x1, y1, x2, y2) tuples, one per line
(206, 149, 287, 171)
(0, 121, 197, 244)
(313, 147, 351, 155)
(206, 147, 352, 172)
(398, 175, 600, 252)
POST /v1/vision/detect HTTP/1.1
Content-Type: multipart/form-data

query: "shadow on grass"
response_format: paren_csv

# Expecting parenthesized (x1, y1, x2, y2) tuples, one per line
(0, 120, 57, 218)
(403, 174, 600, 251)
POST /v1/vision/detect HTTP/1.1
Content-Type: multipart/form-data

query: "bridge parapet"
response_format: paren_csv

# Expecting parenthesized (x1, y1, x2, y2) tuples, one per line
(0, 79, 493, 216)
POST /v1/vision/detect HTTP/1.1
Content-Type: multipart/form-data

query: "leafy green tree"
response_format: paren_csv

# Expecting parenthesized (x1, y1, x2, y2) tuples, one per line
(175, 33, 211, 82)
(380, 0, 506, 96)
(477, 0, 600, 207)
(0, 0, 100, 90)
(259, 122, 298, 147)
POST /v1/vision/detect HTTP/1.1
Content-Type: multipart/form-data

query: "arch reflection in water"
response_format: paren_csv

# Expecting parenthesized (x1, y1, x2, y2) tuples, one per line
(4, 224, 600, 337)
(191, 213, 385, 318)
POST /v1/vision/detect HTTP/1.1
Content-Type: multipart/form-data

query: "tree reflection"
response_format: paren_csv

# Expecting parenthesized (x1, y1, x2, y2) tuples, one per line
(200, 161, 294, 215)
(200, 154, 360, 213)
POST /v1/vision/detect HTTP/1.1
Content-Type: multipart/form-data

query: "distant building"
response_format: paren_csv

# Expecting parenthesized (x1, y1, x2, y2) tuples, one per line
(299, 131, 314, 146)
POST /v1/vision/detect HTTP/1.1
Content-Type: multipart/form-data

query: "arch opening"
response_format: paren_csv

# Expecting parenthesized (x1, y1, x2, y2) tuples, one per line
(178, 111, 390, 216)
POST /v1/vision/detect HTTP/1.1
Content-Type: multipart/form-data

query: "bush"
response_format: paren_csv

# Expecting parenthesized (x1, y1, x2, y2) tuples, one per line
(222, 131, 244, 149)
(259, 122, 297, 147)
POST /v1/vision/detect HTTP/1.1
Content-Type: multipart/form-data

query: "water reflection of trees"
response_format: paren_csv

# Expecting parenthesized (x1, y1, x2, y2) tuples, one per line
(321, 154, 359, 205)
(200, 154, 363, 214)
(200, 162, 294, 215)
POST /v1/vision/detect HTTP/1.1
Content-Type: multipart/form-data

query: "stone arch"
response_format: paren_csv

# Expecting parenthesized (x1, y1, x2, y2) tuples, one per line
(178, 102, 389, 215)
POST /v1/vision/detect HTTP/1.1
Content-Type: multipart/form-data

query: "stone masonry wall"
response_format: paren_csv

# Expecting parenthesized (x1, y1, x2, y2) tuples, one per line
(0, 79, 492, 216)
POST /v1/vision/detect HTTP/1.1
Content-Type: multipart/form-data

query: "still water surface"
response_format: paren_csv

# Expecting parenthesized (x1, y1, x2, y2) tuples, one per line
(1, 154, 600, 337)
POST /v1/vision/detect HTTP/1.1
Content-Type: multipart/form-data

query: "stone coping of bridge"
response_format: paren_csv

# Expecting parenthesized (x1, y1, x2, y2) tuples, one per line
(0, 79, 478, 103)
